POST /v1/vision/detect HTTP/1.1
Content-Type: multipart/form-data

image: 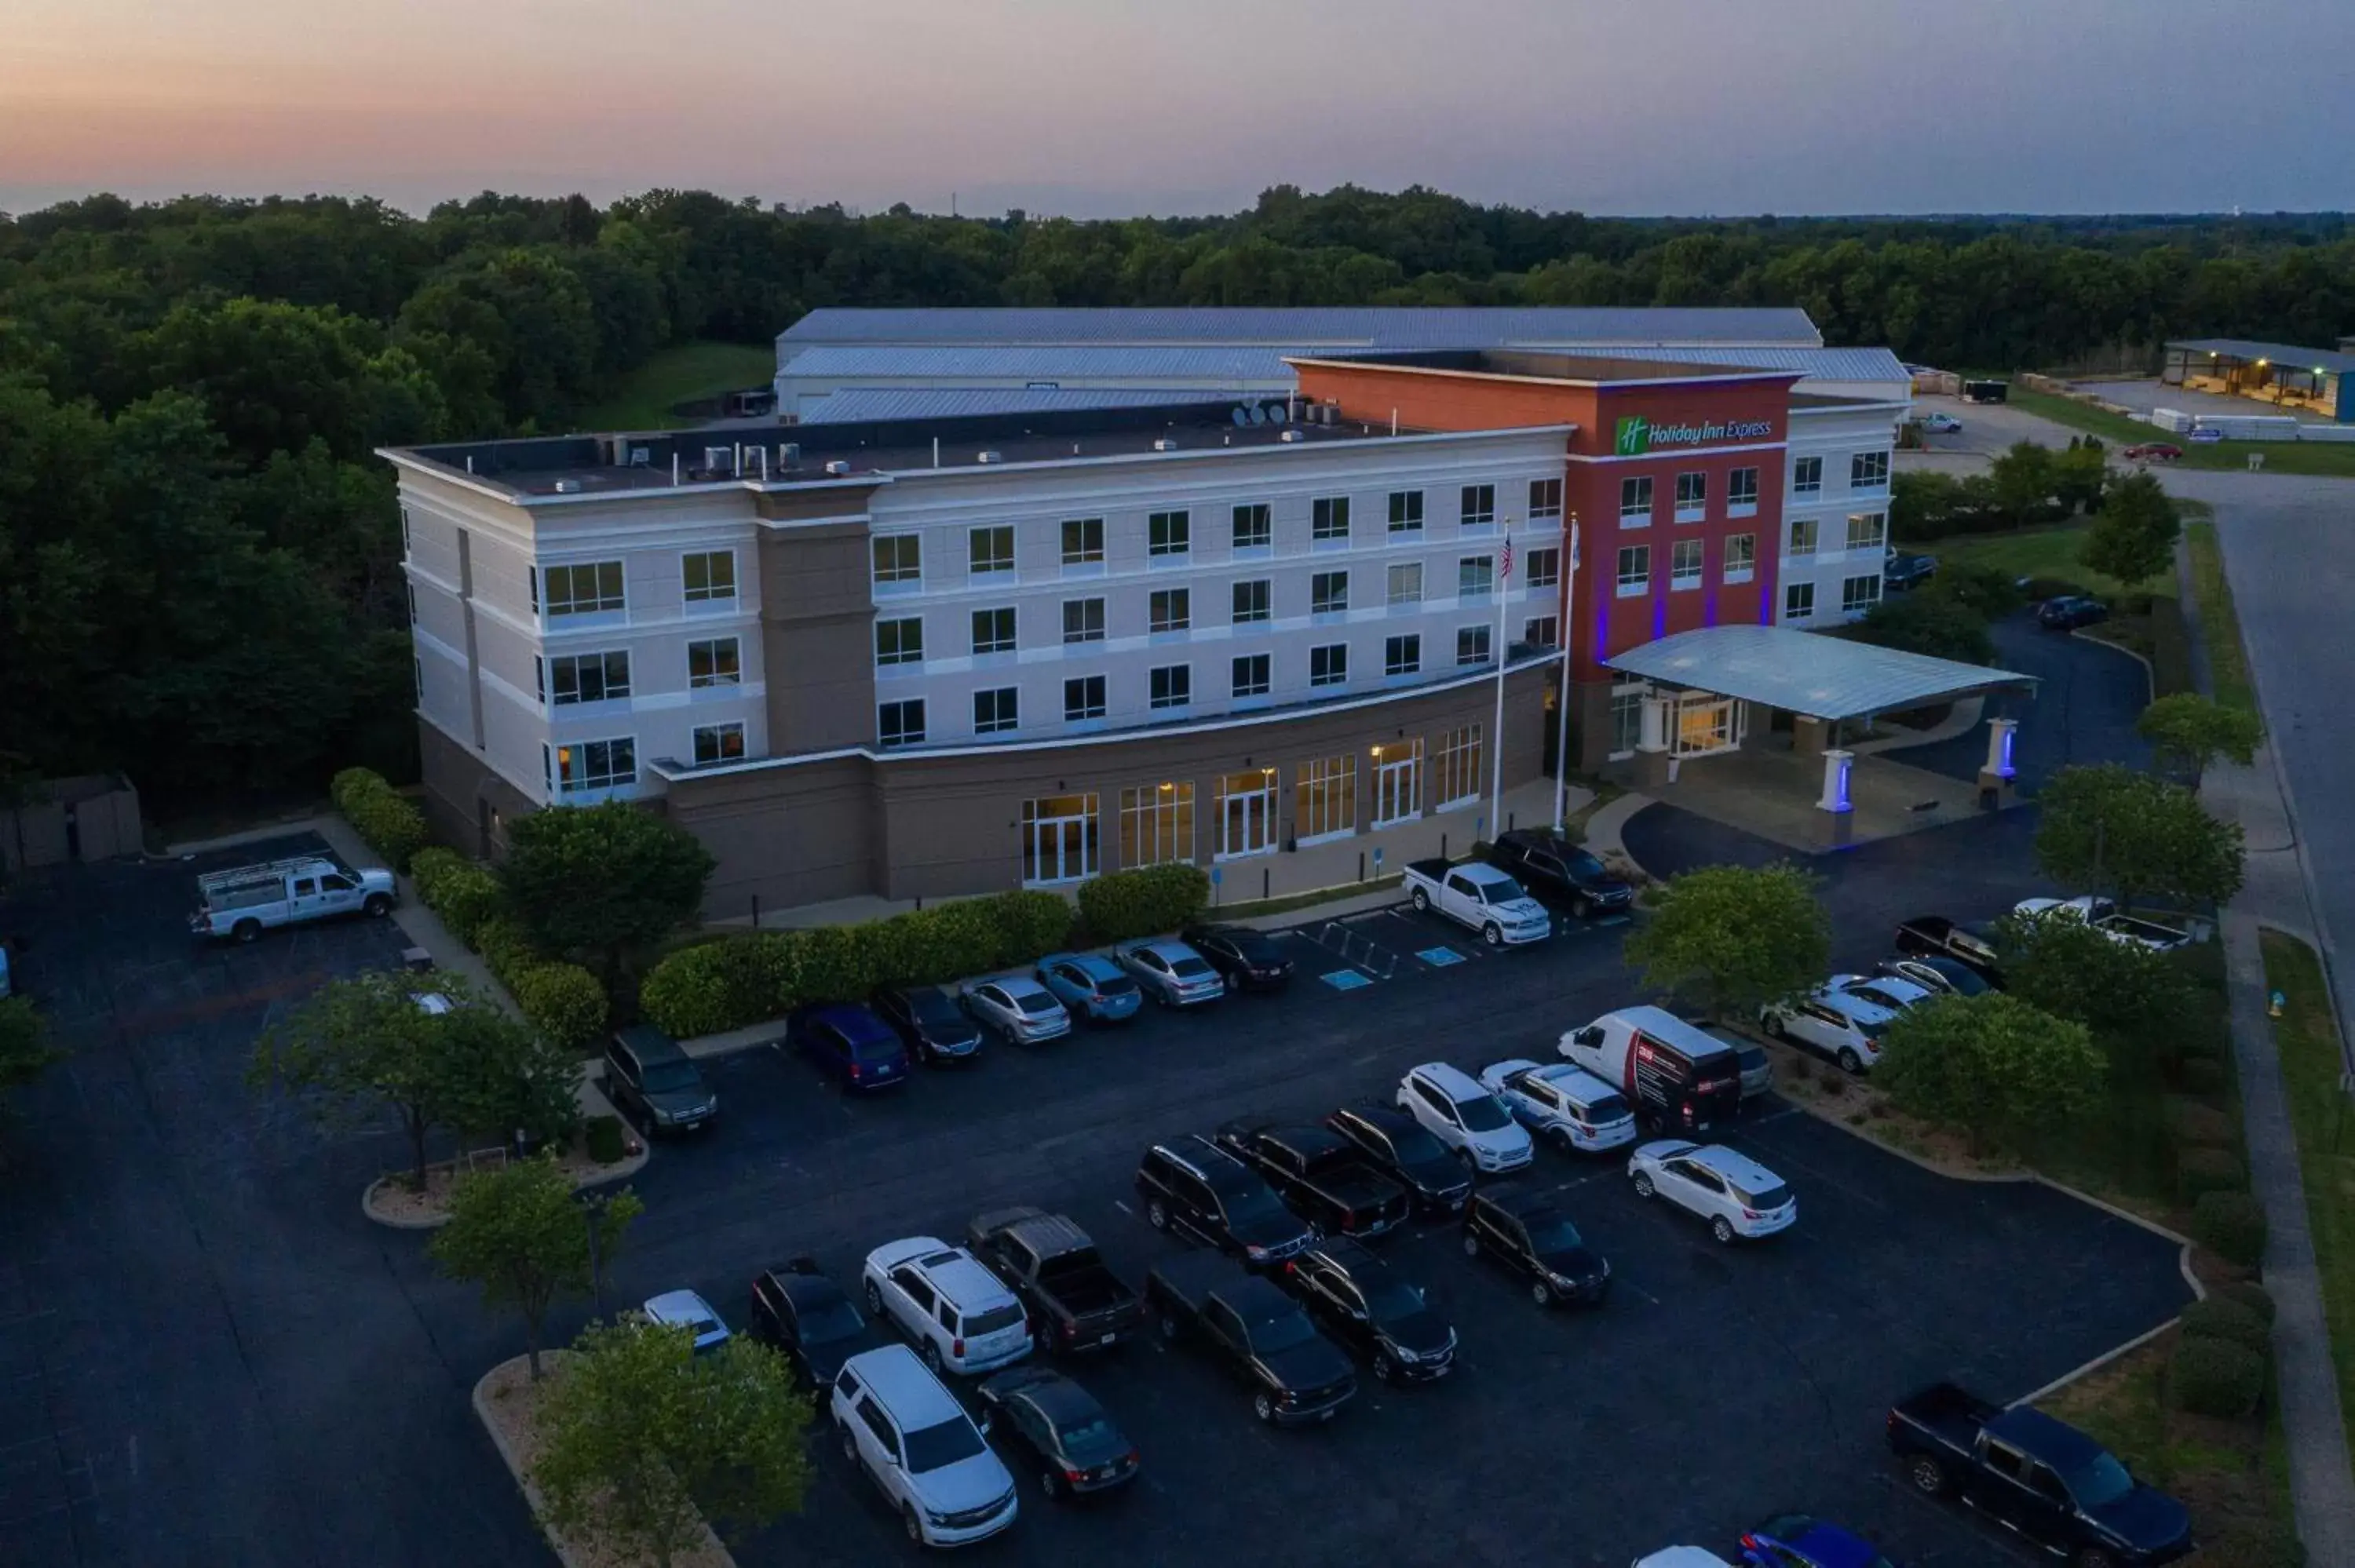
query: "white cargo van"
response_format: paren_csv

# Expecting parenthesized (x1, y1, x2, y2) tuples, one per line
(189, 855, 397, 942)
(1559, 1006, 1743, 1136)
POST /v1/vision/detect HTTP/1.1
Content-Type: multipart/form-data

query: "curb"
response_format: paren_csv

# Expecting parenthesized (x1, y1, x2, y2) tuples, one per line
(363, 1176, 454, 1231)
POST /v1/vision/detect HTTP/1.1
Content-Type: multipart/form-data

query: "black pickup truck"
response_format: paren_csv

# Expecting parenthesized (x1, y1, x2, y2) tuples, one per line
(1887, 1382, 2193, 1567)
(1214, 1120, 1412, 1239)
(1484, 829, 1634, 920)
(1145, 1252, 1356, 1426)
(965, 1208, 1145, 1355)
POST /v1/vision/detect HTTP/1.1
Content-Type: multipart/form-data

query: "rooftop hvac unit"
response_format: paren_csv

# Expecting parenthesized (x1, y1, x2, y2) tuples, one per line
(781, 443, 801, 463)
(976, 450, 1004, 464)
(553, 480, 584, 494)
(1280, 428, 1306, 443)
(705, 447, 730, 472)
(1152, 438, 1180, 452)
(823, 459, 853, 477)
(626, 446, 652, 466)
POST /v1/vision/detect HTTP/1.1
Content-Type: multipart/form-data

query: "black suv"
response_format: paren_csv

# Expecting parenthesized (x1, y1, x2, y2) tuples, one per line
(1485, 830, 1634, 919)
(1324, 1105, 1474, 1216)
(1280, 1238, 1455, 1384)
(1135, 1136, 1316, 1267)
(604, 1024, 717, 1135)
(747, 1258, 885, 1387)
(1180, 924, 1295, 993)
(1462, 1183, 1610, 1308)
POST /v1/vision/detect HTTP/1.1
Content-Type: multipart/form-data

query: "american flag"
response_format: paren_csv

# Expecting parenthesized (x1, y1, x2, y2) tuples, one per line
(1500, 534, 1513, 579)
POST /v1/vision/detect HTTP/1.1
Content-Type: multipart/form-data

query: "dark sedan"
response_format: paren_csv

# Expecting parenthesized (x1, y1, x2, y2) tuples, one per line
(747, 1258, 885, 1387)
(2039, 594, 2109, 630)
(977, 1366, 1141, 1500)
(1884, 552, 1940, 592)
(1281, 1238, 1456, 1384)
(871, 984, 984, 1065)
(1875, 953, 1992, 998)
(1181, 923, 1295, 993)
(1324, 1105, 1474, 1216)
(1893, 914, 2004, 984)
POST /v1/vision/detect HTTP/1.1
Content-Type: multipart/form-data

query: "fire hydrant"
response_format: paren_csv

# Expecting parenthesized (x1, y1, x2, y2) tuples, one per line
(2269, 990, 2286, 1019)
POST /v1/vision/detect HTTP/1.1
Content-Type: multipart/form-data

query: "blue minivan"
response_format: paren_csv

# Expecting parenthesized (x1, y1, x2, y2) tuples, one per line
(790, 1003, 911, 1092)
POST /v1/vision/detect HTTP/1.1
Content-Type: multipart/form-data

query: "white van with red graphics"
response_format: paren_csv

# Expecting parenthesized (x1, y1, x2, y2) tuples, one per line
(1557, 1006, 1743, 1136)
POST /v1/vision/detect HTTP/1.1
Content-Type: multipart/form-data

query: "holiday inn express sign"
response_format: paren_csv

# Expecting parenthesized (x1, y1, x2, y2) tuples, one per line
(1614, 414, 1777, 455)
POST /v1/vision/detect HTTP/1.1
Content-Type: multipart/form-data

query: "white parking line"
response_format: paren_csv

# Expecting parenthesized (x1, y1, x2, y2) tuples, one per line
(1112, 1199, 1132, 1216)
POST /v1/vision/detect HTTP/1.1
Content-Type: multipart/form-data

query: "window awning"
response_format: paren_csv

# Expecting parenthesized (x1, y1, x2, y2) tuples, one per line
(1605, 625, 2035, 721)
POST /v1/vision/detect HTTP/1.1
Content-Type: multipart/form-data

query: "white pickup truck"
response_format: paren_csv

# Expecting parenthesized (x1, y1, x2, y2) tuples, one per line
(190, 855, 398, 942)
(2013, 895, 2197, 953)
(1401, 858, 1553, 947)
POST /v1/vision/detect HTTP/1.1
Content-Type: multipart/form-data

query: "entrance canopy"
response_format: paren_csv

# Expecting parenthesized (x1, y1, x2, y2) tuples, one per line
(1605, 625, 2034, 722)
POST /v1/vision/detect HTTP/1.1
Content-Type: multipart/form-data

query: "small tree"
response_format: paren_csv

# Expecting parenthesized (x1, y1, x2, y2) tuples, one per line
(531, 1321, 811, 1566)
(2035, 763, 2245, 911)
(2051, 441, 2108, 516)
(430, 1157, 641, 1379)
(2080, 470, 2180, 590)
(1990, 441, 2058, 524)
(2137, 692, 2263, 778)
(252, 969, 472, 1191)
(1624, 863, 1830, 1019)
(502, 803, 715, 984)
(1876, 993, 2105, 1157)
(440, 1002, 585, 1151)
(1922, 561, 2025, 622)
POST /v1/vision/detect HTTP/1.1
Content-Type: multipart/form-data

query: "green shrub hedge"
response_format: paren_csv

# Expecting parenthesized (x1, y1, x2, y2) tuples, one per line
(2176, 1145, 2246, 1202)
(639, 939, 772, 1038)
(2180, 1296, 2272, 1356)
(330, 767, 429, 872)
(1075, 863, 1210, 944)
(410, 847, 505, 945)
(2193, 1191, 2269, 1268)
(510, 962, 608, 1050)
(2215, 1278, 2277, 1326)
(584, 1114, 626, 1164)
(470, 913, 539, 990)
(2170, 1334, 2266, 1417)
(2168, 1097, 2236, 1148)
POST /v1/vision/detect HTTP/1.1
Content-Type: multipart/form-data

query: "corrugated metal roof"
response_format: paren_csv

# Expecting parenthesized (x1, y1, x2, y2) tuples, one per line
(1625, 345, 1912, 384)
(2168, 337, 2355, 375)
(796, 386, 1227, 422)
(777, 306, 1823, 350)
(779, 345, 1292, 381)
(1605, 625, 2034, 721)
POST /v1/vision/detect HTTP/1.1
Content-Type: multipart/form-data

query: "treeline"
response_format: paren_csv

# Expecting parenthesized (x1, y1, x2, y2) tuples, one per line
(5, 184, 2354, 810)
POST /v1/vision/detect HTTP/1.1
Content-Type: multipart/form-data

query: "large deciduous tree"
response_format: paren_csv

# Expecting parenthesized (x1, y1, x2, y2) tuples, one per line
(1995, 910, 2204, 1073)
(502, 803, 715, 985)
(2079, 471, 2181, 590)
(2034, 763, 2245, 911)
(1875, 993, 2105, 1157)
(1623, 863, 1830, 1020)
(430, 1158, 641, 1380)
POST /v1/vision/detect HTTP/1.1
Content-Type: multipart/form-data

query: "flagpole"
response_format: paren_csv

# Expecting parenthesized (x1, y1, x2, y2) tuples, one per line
(1553, 519, 1579, 832)
(1488, 525, 1510, 842)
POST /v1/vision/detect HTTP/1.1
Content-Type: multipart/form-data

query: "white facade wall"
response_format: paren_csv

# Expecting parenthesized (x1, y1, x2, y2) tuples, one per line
(1776, 402, 1907, 629)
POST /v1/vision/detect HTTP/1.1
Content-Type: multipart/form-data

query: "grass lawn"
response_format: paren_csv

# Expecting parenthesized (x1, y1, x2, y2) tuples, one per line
(2185, 520, 2255, 711)
(2009, 386, 2355, 477)
(578, 340, 776, 432)
(1935, 523, 2178, 599)
(2261, 928, 2355, 1457)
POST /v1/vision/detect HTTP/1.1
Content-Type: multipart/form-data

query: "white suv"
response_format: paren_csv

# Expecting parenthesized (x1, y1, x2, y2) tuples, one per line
(1477, 1059, 1638, 1154)
(1628, 1140, 1796, 1244)
(863, 1238, 1034, 1377)
(1396, 1063, 1533, 1176)
(1760, 975, 1929, 1074)
(832, 1344, 1018, 1547)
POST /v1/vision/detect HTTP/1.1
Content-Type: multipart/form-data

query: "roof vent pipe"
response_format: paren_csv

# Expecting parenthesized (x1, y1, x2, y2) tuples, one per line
(673, 453, 681, 486)
(824, 460, 853, 477)
(932, 436, 940, 469)
(734, 442, 743, 475)
(466, 455, 474, 474)
(1390, 408, 1398, 436)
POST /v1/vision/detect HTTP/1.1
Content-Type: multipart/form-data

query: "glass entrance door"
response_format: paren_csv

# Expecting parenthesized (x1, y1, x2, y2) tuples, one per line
(1217, 771, 1277, 858)
(1371, 742, 1423, 826)
(1021, 795, 1098, 884)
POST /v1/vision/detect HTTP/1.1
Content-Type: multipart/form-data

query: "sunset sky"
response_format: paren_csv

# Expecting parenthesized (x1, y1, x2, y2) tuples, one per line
(5, 0, 2350, 217)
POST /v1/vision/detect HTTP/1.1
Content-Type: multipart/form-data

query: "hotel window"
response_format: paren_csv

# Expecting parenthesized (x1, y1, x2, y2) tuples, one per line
(1528, 477, 1563, 521)
(548, 650, 629, 706)
(971, 606, 1017, 655)
(1294, 755, 1357, 841)
(1842, 574, 1883, 614)
(1384, 634, 1422, 677)
(1312, 495, 1351, 542)
(1609, 687, 1645, 757)
(1616, 545, 1651, 597)
(1148, 509, 1191, 558)
(1788, 517, 1819, 557)
(1724, 534, 1756, 584)
(1845, 512, 1888, 553)
(1619, 476, 1653, 524)
(1311, 570, 1350, 617)
(1148, 588, 1191, 635)
(691, 722, 745, 768)
(1232, 578, 1272, 625)
(1149, 664, 1192, 710)
(1061, 516, 1104, 567)
(1021, 794, 1099, 885)
(1062, 596, 1105, 644)
(1456, 625, 1492, 666)
(875, 617, 923, 667)
(1524, 614, 1560, 649)
(878, 698, 926, 748)
(681, 550, 736, 603)
(872, 534, 921, 585)
(1524, 547, 1561, 589)
(553, 738, 634, 794)
(1386, 562, 1423, 607)
(973, 686, 1019, 735)
(1793, 456, 1824, 495)
(1064, 674, 1106, 722)
(1309, 643, 1349, 688)
(1232, 503, 1272, 552)
(1120, 782, 1195, 867)
(1670, 538, 1703, 590)
(1784, 582, 1816, 622)
(545, 561, 625, 617)
(969, 525, 1015, 576)
(1674, 471, 1707, 520)
(1458, 555, 1495, 602)
(1387, 490, 1424, 534)
(1460, 484, 1495, 529)
(688, 636, 740, 689)
(1433, 724, 1484, 808)
(1729, 467, 1760, 513)
(1232, 653, 1271, 699)
(1851, 450, 1891, 489)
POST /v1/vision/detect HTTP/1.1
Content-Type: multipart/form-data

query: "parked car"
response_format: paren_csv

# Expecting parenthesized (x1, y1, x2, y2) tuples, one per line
(1214, 1120, 1412, 1239)
(861, 1238, 1034, 1377)
(1134, 1135, 1316, 1266)
(871, 985, 984, 1064)
(832, 1344, 1018, 1548)
(1484, 830, 1635, 919)
(789, 1002, 911, 1092)
(1758, 979, 1917, 1075)
(1477, 1059, 1638, 1154)
(975, 1366, 1139, 1501)
(1560, 1006, 1744, 1136)
(1628, 1141, 1797, 1244)
(749, 1259, 885, 1387)
(1875, 953, 1992, 997)
(1730, 1039, 1774, 1107)
(1324, 1106, 1476, 1216)
(604, 1024, 717, 1135)
(1181, 923, 1295, 992)
(1395, 1063, 1534, 1176)
(1401, 857, 1553, 946)
(2014, 895, 2196, 953)
(964, 1208, 1144, 1355)
(1113, 939, 1225, 1007)
(188, 854, 396, 942)
(1144, 1251, 1356, 1426)
(1884, 551, 1941, 591)
(1461, 1183, 1610, 1308)
(959, 975, 1073, 1044)
(1919, 411, 1962, 433)
(1888, 1381, 2193, 1566)
(1031, 953, 1144, 1025)
(2123, 441, 2183, 463)
(641, 1289, 732, 1354)
(1893, 914, 2004, 983)
(1280, 1237, 1455, 1383)
(2038, 594, 2109, 630)
(1736, 1515, 1897, 1568)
